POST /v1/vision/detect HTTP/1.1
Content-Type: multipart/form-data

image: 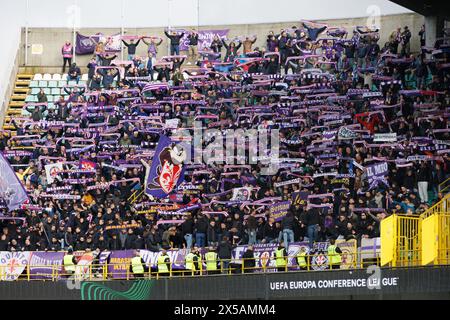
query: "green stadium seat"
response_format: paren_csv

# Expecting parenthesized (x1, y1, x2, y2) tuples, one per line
(48, 102, 55, 109)
(58, 80, 67, 88)
(51, 88, 61, 95)
(46, 96, 54, 102)
(44, 88, 51, 95)
(78, 80, 87, 86)
(48, 80, 58, 88)
(29, 81, 39, 88)
(31, 88, 40, 95)
(38, 80, 48, 87)
(25, 95, 37, 102)
(68, 80, 78, 86)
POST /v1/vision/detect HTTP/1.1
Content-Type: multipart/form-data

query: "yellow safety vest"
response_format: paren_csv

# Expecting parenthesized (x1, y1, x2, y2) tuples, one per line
(205, 252, 218, 271)
(63, 254, 75, 272)
(297, 251, 307, 267)
(185, 253, 195, 271)
(131, 256, 144, 274)
(327, 245, 342, 265)
(157, 255, 169, 273)
(275, 248, 287, 267)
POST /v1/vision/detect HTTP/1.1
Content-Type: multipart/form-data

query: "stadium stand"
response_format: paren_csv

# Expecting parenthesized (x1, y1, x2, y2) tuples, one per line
(0, 17, 449, 282)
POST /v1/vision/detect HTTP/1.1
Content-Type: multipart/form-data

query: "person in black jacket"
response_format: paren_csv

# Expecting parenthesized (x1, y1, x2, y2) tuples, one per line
(281, 211, 295, 249)
(194, 213, 208, 248)
(263, 217, 278, 243)
(98, 53, 117, 67)
(25, 104, 47, 121)
(181, 214, 194, 249)
(417, 162, 431, 204)
(122, 38, 141, 60)
(67, 63, 81, 83)
(187, 30, 199, 64)
(305, 208, 320, 248)
(210, 35, 223, 54)
(242, 245, 255, 273)
(217, 235, 233, 274)
(154, 64, 171, 82)
(222, 39, 242, 62)
(164, 29, 184, 55)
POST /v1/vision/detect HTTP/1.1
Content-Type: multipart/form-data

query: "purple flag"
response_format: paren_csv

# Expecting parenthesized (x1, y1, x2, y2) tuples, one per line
(366, 162, 389, 189)
(292, 191, 309, 207)
(0, 153, 29, 211)
(144, 135, 188, 199)
(179, 29, 229, 51)
(108, 250, 134, 279)
(269, 201, 291, 222)
(75, 32, 101, 55)
(29, 252, 65, 280)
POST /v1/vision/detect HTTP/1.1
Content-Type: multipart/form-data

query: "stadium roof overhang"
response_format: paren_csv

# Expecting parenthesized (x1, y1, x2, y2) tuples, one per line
(389, 0, 450, 19)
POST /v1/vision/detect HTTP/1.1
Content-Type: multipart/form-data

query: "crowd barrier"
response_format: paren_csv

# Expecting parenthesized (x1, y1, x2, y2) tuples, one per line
(381, 194, 450, 267)
(0, 238, 383, 281)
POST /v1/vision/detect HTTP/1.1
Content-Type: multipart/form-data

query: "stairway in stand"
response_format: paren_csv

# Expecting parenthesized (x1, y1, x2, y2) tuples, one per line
(2, 73, 33, 133)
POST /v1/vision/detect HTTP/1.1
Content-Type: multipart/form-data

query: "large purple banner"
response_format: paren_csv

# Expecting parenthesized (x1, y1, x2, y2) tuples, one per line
(179, 29, 229, 51)
(366, 162, 389, 189)
(29, 252, 65, 279)
(144, 135, 188, 199)
(0, 153, 29, 211)
(75, 32, 101, 55)
(269, 201, 291, 222)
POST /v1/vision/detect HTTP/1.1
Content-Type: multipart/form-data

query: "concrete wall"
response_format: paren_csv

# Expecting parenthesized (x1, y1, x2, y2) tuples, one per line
(20, 13, 424, 72)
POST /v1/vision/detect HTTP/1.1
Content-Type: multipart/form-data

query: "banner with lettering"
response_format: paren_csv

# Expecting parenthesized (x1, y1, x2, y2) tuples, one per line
(29, 252, 64, 280)
(179, 29, 229, 51)
(292, 191, 309, 207)
(269, 201, 291, 222)
(366, 162, 389, 189)
(0, 252, 31, 281)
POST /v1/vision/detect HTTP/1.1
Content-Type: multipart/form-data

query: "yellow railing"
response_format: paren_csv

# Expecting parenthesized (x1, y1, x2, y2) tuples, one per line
(439, 177, 450, 194)
(382, 194, 450, 268)
(421, 193, 450, 219)
(0, 251, 373, 281)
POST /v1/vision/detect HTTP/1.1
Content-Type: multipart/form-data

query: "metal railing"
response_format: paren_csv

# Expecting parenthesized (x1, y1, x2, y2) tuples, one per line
(0, 251, 383, 282)
(438, 177, 450, 194)
(381, 194, 450, 267)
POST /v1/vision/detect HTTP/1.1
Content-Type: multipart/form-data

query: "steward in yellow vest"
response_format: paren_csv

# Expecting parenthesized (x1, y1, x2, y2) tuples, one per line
(63, 248, 76, 276)
(157, 249, 171, 276)
(184, 246, 202, 276)
(204, 247, 218, 275)
(327, 239, 342, 270)
(297, 247, 308, 270)
(130, 250, 145, 278)
(275, 242, 288, 272)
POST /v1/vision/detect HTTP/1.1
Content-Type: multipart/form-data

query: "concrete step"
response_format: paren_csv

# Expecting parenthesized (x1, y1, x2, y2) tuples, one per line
(7, 109, 23, 115)
(14, 88, 29, 94)
(9, 101, 25, 108)
(15, 80, 30, 87)
(11, 95, 27, 101)
(17, 74, 33, 80)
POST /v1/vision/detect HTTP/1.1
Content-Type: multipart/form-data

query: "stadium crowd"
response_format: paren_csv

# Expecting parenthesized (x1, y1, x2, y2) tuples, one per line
(0, 21, 449, 257)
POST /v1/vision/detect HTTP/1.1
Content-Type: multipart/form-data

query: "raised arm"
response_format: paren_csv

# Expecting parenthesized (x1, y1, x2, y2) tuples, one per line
(221, 39, 229, 49)
(122, 40, 129, 47)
